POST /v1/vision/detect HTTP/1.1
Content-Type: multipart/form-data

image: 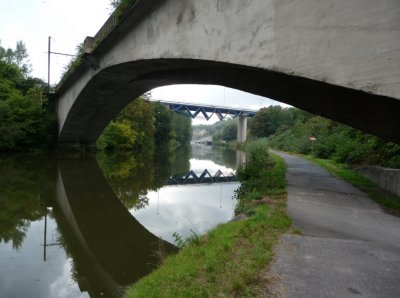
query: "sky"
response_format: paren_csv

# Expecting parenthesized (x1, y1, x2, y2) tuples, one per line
(0, 0, 288, 125)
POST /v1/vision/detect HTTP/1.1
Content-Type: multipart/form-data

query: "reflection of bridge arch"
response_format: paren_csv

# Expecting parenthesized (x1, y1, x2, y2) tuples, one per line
(55, 158, 176, 297)
(56, 0, 400, 145)
(168, 169, 237, 185)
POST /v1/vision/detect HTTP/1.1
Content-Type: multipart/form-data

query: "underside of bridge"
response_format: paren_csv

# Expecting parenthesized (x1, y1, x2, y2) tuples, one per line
(56, 0, 400, 145)
(58, 59, 400, 145)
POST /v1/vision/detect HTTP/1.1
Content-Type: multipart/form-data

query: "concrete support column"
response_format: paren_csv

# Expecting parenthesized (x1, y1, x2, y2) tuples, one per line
(237, 115, 247, 143)
(236, 150, 246, 168)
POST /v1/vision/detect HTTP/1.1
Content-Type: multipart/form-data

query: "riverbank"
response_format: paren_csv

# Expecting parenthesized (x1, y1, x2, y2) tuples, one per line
(124, 147, 291, 297)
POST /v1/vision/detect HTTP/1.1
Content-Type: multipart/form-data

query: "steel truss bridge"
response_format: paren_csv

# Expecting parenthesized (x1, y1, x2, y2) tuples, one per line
(167, 169, 237, 185)
(152, 100, 257, 120)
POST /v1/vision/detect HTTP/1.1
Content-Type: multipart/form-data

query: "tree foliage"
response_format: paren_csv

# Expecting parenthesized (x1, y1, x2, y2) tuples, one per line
(249, 106, 302, 138)
(97, 97, 192, 152)
(221, 121, 237, 141)
(153, 102, 172, 144)
(172, 113, 192, 145)
(251, 106, 400, 168)
(0, 40, 56, 152)
(193, 118, 238, 143)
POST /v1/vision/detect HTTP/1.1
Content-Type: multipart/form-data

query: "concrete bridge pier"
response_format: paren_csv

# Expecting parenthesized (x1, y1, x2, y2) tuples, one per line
(237, 115, 248, 143)
(236, 150, 246, 168)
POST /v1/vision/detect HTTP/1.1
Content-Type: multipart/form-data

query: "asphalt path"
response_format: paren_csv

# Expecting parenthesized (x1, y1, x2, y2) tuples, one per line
(268, 152, 400, 298)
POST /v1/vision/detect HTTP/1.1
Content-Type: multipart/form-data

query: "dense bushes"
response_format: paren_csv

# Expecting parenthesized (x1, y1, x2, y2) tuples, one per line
(0, 41, 56, 152)
(235, 138, 286, 214)
(269, 116, 400, 167)
(237, 138, 270, 182)
(249, 106, 400, 168)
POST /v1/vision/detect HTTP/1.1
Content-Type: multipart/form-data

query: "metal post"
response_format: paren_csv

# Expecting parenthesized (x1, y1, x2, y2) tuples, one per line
(47, 36, 51, 89)
(43, 208, 47, 262)
(157, 191, 160, 215)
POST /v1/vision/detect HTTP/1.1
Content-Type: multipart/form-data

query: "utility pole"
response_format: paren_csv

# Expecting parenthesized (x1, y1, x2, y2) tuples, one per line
(48, 36, 51, 89)
(47, 36, 75, 91)
(43, 206, 47, 261)
(42, 205, 59, 262)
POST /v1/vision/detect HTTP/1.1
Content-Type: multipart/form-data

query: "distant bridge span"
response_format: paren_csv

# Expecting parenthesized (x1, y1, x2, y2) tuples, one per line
(56, 0, 400, 145)
(153, 100, 256, 120)
(154, 99, 256, 142)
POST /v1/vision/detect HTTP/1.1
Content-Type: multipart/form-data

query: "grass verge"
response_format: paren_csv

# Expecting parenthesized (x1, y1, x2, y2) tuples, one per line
(124, 144, 290, 297)
(307, 156, 400, 212)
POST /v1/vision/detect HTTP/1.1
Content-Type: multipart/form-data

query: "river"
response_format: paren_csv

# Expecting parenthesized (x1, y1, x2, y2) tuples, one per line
(0, 144, 242, 298)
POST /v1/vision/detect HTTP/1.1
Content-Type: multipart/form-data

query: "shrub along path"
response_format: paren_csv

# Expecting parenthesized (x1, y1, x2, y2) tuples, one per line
(268, 151, 400, 297)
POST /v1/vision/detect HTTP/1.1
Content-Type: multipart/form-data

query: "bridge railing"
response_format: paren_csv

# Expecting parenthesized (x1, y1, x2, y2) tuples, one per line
(57, 0, 164, 92)
(92, 13, 119, 50)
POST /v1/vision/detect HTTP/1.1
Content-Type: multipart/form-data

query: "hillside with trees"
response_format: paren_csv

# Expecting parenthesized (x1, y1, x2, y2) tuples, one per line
(193, 117, 254, 144)
(250, 106, 400, 168)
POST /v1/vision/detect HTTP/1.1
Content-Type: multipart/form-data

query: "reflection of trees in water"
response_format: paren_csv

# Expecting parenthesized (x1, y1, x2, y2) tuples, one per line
(191, 144, 237, 170)
(0, 156, 56, 249)
(97, 145, 198, 210)
(170, 144, 191, 177)
(97, 147, 175, 210)
(96, 144, 236, 210)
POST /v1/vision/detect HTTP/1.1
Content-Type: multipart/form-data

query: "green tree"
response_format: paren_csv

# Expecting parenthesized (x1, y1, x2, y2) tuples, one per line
(0, 41, 30, 77)
(97, 120, 138, 150)
(0, 40, 56, 152)
(153, 102, 172, 144)
(118, 97, 155, 150)
(97, 96, 156, 151)
(172, 113, 192, 145)
(221, 121, 237, 141)
(250, 106, 293, 138)
(0, 95, 56, 151)
(267, 108, 400, 167)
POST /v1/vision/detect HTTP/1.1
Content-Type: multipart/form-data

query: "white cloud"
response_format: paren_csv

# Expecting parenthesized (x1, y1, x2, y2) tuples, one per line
(49, 260, 88, 298)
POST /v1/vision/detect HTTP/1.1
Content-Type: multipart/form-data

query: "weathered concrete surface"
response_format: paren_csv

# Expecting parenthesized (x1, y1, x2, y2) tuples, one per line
(57, 0, 400, 144)
(357, 166, 400, 197)
(268, 152, 400, 297)
(237, 115, 247, 143)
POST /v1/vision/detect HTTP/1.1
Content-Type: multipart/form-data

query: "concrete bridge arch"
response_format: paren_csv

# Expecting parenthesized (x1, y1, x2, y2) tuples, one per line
(56, 0, 400, 145)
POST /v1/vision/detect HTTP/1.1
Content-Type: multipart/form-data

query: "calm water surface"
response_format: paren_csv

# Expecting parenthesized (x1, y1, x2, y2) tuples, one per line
(0, 144, 242, 298)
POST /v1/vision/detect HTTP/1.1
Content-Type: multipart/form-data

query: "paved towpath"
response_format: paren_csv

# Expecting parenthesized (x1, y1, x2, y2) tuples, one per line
(268, 152, 400, 298)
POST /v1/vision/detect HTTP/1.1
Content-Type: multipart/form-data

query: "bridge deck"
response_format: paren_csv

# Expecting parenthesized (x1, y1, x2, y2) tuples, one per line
(152, 100, 256, 120)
